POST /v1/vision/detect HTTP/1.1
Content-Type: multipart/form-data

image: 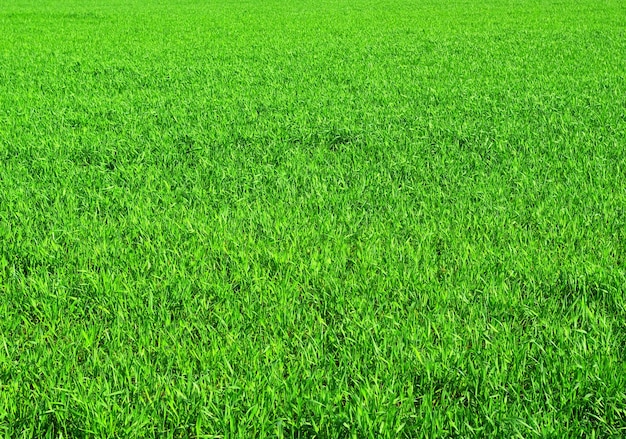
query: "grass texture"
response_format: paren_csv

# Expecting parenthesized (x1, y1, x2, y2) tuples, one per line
(1, 0, 625, 437)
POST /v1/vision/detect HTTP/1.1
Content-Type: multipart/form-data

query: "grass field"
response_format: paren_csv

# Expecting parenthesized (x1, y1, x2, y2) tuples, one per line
(1, 0, 625, 437)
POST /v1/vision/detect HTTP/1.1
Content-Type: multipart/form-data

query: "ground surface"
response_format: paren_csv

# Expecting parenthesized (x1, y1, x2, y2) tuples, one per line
(1, 0, 625, 437)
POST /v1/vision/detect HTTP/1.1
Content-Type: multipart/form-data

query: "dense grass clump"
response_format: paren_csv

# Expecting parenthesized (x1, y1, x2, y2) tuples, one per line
(1, 0, 625, 436)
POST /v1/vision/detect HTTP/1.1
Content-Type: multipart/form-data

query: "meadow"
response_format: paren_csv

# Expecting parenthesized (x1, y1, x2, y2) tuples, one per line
(0, 0, 625, 436)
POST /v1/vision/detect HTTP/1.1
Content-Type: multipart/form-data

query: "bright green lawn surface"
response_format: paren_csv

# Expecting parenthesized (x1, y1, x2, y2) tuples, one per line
(1, 0, 626, 437)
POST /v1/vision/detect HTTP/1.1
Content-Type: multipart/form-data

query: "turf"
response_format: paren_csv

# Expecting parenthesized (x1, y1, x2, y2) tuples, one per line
(1, 0, 625, 437)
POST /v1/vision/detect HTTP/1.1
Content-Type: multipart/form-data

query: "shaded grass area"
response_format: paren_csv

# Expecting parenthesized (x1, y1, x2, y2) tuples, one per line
(1, 0, 625, 436)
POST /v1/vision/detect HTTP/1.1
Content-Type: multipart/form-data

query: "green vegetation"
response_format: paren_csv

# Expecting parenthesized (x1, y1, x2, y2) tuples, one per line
(1, 0, 625, 436)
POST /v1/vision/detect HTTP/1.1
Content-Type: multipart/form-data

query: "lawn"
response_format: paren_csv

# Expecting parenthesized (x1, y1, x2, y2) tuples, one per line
(0, 0, 625, 436)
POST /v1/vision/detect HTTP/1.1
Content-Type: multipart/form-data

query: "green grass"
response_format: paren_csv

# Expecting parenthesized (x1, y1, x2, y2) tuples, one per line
(1, 0, 625, 436)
